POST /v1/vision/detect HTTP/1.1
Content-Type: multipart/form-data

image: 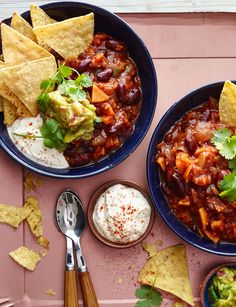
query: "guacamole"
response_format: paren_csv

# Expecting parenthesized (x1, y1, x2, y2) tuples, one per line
(48, 91, 97, 143)
(209, 267, 236, 307)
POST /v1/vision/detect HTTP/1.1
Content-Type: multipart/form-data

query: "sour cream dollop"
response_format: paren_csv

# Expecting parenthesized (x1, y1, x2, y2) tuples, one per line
(7, 115, 69, 168)
(93, 184, 152, 244)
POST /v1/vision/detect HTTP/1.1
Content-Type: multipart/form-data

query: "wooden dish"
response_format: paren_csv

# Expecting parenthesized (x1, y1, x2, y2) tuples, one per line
(87, 180, 155, 248)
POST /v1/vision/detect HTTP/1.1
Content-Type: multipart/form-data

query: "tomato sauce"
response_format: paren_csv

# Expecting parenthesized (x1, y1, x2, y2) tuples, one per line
(64, 33, 141, 166)
(157, 98, 236, 243)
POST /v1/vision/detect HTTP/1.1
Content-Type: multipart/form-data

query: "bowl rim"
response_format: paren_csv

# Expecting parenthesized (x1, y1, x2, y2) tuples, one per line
(200, 262, 236, 306)
(0, 1, 158, 179)
(146, 80, 236, 256)
(87, 179, 155, 248)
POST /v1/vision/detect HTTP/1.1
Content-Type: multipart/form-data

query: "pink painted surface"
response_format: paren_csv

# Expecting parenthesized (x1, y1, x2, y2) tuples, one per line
(1, 12, 236, 307)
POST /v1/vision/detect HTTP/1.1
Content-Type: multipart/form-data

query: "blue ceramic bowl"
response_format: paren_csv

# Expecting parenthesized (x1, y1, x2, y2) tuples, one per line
(0, 2, 157, 178)
(201, 263, 236, 306)
(147, 81, 236, 256)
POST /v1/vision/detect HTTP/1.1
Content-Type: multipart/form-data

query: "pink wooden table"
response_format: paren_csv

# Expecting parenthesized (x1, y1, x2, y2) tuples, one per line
(1, 12, 236, 307)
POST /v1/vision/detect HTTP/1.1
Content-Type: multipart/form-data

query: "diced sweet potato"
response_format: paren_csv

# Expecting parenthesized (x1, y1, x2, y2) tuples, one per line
(204, 230, 220, 243)
(92, 84, 109, 103)
(178, 196, 190, 206)
(156, 157, 165, 171)
(199, 207, 209, 230)
(211, 220, 224, 232)
(93, 146, 106, 160)
(101, 115, 113, 125)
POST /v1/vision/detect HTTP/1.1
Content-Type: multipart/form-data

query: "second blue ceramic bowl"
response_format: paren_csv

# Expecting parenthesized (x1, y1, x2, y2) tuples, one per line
(147, 81, 236, 256)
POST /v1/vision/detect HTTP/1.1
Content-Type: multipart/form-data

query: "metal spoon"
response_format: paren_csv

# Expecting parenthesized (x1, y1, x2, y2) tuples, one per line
(56, 189, 99, 307)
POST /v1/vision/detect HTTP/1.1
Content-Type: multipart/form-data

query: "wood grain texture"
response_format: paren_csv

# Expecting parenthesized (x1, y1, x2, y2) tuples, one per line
(65, 269, 78, 307)
(1, 0, 236, 20)
(80, 271, 99, 307)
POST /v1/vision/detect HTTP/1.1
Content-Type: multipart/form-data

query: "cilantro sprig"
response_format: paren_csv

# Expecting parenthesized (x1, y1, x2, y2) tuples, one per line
(135, 285, 163, 307)
(40, 119, 66, 151)
(37, 64, 92, 113)
(211, 128, 236, 201)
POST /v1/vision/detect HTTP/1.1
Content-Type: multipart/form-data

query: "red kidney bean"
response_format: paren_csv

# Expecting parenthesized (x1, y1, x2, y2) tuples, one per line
(126, 88, 141, 105)
(77, 57, 91, 72)
(185, 133, 197, 153)
(105, 39, 127, 52)
(161, 182, 172, 196)
(97, 68, 113, 82)
(167, 171, 186, 196)
(116, 83, 129, 103)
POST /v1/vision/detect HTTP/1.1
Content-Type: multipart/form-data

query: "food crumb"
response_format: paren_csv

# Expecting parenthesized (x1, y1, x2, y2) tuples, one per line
(155, 239, 163, 246)
(117, 278, 123, 284)
(46, 289, 56, 296)
(39, 250, 48, 258)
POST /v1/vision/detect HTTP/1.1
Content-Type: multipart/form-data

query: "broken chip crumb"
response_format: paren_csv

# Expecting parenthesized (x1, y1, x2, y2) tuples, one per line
(173, 301, 184, 307)
(142, 241, 158, 258)
(24, 172, 44, 193)
(117, 278, 123, 284)
(39, 249, 48, 258)
(46, 289, 56, 296)
(37, 236, 49, 249)
(9, 246, 41, 271)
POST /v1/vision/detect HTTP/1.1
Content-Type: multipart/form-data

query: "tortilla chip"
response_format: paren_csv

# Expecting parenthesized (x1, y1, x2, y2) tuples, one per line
(16, 101, 32, 117)
(0, 56, 57, 116)
(3, 98, 17, 125)
(9, 246, 41, 271)
(0, 54, 3, 61)
(0, 200, 33, 228)
(37, 236, 49, 249)
(92, 84, 109, 103)
(0, 96, 3, 112)
(30, 4, 56, 51)
(1, 23, 52, 65)
(0, 79, 22, 108)
(219, 80, 236, 127)
(24, 172, 44, 193)
(24, 197, 43, 237)
(11, 12, 37, 42)
(138, 244, 194, 306)
(33, 13, 94, 59)
(142, 242, 158, 258)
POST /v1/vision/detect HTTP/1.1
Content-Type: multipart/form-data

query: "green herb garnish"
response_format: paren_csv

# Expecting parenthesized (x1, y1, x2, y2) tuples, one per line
(37, 64, 92, 113)
(211, 128, 236, 201)
(40, 119, 66, 151)
(211, 128, 236, 160)
(135, 285, 163, 307)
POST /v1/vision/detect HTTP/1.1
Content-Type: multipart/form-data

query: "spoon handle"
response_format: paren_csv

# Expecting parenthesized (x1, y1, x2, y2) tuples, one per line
(80, 271, 99, 307)
(65, 269, 78, 307)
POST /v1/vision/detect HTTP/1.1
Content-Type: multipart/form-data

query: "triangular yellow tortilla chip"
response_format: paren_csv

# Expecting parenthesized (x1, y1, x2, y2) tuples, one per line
(0, 96, 3, 112)
(1, 23, 52, 65)
(0, 56, 57, 115)
(9, 246, 41, 271)
(30, 4, 56, 51)
(11, 12, 37, 42)
(3, 98, 17, 125)
(219, 80, 236, 127)
(138, 244, 194, 306)
(33, 13, 94, 59)
(92, 84, 109, 103)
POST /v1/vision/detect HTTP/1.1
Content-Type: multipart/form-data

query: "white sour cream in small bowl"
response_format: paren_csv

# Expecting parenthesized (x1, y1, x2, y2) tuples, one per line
(88, 180, 155, 248)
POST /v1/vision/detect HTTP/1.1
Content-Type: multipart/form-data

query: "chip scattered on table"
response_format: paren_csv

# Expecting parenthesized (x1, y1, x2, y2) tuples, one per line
(138, 244, 194, 306)
(24, 197, 43, 237)
(219, 80, 236, 127)
(0, 56, 57, 115)
(9, 246, 41, 271)
(11, 12, 37, 42)
(1, 23, 52, 65)
(46, 289, 56, 296)
(142, 241, 158, 258)
(0, 199, 34, 228)
(33, 13, 94, 59)
(24, 172, 44, 193)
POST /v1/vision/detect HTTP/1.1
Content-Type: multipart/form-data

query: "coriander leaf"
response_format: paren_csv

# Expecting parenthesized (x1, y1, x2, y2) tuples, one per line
(43, 138, 55, 149)
(37, 93, 50, 113)
(229, 157, 236, 172)
(219, 173, 236, 201)
(59, 65, 72, 78)
(211, 128, 235, 160)
(75, 73, 92, 88)
(41, 119, 58, 136)
(40, 79, 55, 92)
(149, 288, 163, 306)
(125, 65, 131, 73)
(54, 72, 63, 85)
(135, 300, 152, 307)
(135, 286, 151, 299)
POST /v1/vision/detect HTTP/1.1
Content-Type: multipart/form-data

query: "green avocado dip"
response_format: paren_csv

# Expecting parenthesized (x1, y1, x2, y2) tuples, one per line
(208, 267, 236, 307)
